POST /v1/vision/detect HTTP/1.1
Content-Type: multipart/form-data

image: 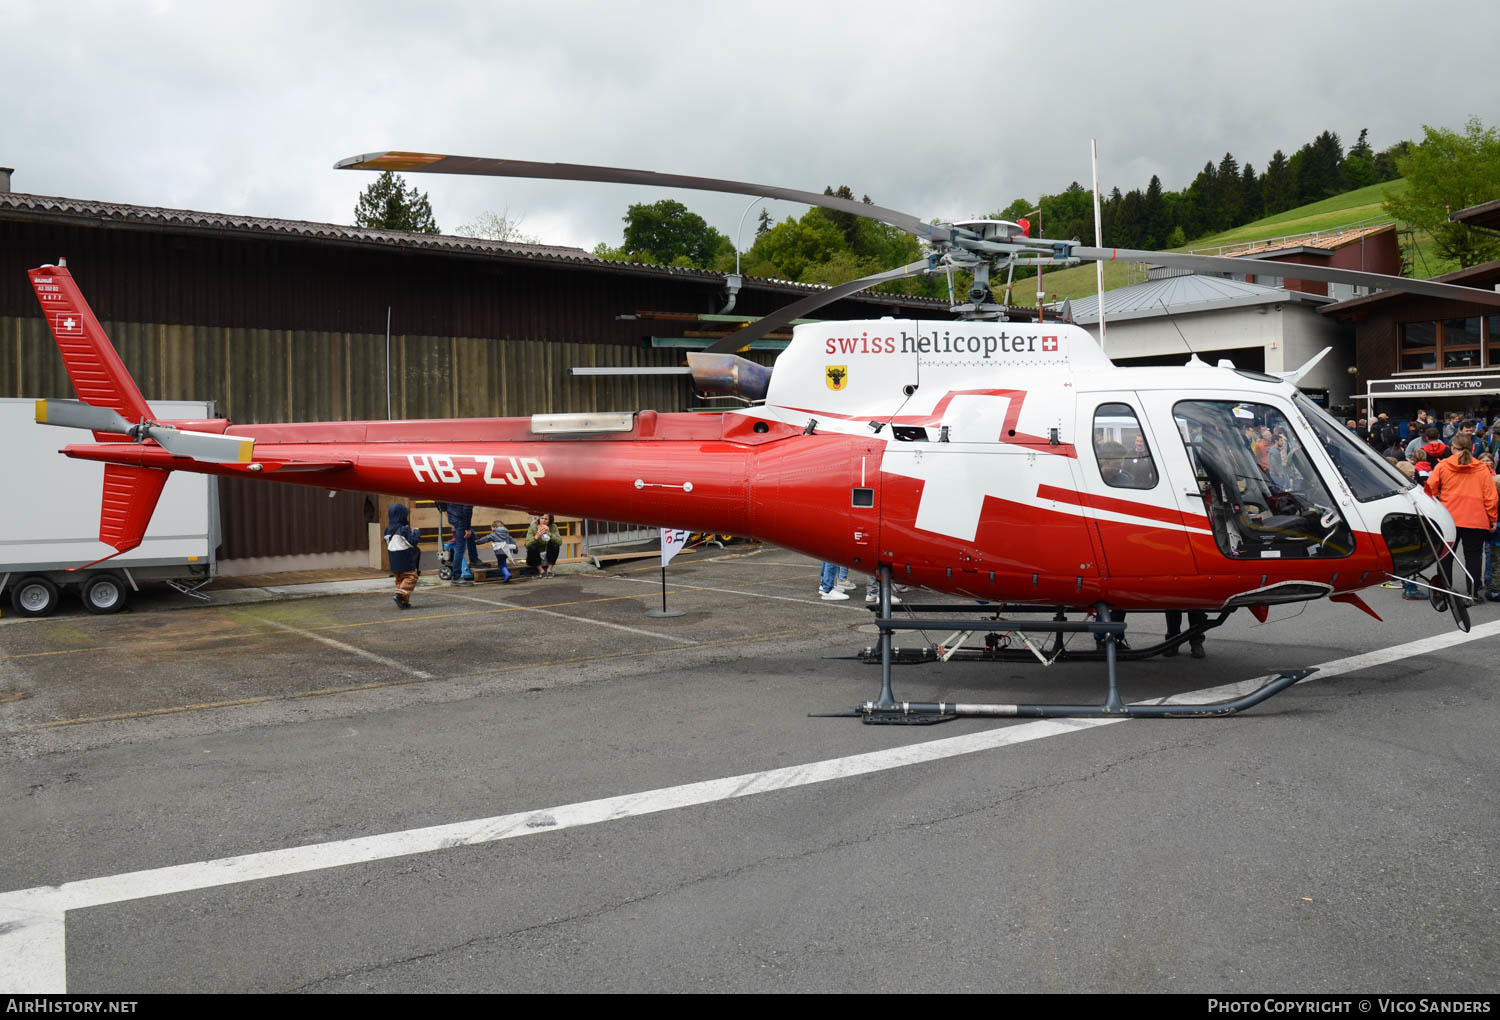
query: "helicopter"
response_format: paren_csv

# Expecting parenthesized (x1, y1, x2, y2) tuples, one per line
(27, 150, 1499, 722)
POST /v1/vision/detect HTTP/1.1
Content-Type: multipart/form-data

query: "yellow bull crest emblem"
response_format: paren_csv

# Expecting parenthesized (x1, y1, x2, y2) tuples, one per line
(825, 365, 848, 391)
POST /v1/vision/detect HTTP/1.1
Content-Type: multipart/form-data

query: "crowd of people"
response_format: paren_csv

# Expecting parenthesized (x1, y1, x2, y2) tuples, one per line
(1349, 409, 1500, 605)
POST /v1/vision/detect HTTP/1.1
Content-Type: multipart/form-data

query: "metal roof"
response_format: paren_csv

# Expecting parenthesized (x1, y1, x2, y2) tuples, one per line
(0, 190, 950, 308)
(1214, 223, 1395, 259)
(1069, 274, 1329, 325)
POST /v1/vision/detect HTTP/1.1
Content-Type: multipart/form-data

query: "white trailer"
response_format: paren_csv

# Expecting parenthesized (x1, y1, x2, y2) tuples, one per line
(0, 398, 219, 617)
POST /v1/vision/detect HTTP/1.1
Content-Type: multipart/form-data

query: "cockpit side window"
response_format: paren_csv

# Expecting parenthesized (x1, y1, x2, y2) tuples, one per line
(1092, 403, 1158, 490)
(1173, 400, 1354, 560)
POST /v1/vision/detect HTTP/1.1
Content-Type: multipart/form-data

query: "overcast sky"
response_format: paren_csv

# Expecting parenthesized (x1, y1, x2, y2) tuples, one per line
(3, 0, 1496, 253)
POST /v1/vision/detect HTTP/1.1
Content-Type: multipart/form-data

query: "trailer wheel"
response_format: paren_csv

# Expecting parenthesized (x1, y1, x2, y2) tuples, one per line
(10, 576, 60, 618)
(81, 574, 128, 615)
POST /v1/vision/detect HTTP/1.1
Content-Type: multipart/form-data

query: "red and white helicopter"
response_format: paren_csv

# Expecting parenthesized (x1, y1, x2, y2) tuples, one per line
(27, 151, 1500, 721)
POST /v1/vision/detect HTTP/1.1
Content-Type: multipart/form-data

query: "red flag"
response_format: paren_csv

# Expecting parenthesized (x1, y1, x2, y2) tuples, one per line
(1016, 217, 1030, 237)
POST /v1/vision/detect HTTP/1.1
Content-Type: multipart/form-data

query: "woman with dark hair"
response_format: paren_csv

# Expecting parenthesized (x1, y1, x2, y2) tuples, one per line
(1428, 433, 1499, 606)
(525, 513, 562, 578)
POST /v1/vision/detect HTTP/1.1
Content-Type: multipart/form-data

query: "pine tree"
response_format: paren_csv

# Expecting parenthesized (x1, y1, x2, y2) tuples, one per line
(1217, 153, 1243, 229)
(1143, 175, 1168, 249)
(1240, 163, 1263, 223)
(353, 171, 440, 233)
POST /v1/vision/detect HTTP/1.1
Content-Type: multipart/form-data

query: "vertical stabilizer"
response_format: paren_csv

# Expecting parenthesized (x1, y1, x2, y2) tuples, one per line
(28, 264, 152, 427)
(98, 464, 169, 556)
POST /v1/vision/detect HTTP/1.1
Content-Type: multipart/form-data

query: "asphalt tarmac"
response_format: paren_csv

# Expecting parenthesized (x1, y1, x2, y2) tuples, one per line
(2, 547, 1497, 993)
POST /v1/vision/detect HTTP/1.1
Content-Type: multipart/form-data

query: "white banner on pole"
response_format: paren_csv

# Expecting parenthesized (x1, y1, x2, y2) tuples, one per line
(661, 528, 690, 567)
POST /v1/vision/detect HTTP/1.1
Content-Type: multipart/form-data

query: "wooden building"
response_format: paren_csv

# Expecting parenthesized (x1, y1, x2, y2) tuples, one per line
(1319, 259, 1500, 421)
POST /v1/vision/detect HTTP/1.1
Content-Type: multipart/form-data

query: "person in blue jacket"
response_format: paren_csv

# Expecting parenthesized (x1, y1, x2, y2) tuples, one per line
(384, 503, 422, 609)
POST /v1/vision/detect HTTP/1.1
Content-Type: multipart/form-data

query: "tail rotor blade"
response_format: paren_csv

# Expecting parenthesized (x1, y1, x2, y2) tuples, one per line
(36, 398, 134, 436)
(149, 427, 255, 464)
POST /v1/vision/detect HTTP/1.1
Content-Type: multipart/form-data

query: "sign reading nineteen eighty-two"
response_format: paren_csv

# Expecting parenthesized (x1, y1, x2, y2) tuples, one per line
(1369, 377, 1498, 396)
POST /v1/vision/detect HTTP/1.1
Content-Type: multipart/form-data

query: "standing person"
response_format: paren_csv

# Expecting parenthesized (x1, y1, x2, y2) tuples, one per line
(445, 502, 476, 585)
(1268, 432, 1301, 491)
(525, 513, 562, 578)
(817, 562, 850, 601)
(1407, 427, 1439, 464)
(1162, 610, 1208, 658)
(1427, 433, 1499, 606)
(384, 503, 422, 610)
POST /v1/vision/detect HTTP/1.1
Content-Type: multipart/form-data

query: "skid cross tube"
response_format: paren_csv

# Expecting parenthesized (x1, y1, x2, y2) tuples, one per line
(831, 586, 1301, 724)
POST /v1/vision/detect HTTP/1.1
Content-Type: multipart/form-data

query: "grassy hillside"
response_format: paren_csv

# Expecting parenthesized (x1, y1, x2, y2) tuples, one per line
(1007, 177, 1460, 306)
(1188, 179, 1405, 250)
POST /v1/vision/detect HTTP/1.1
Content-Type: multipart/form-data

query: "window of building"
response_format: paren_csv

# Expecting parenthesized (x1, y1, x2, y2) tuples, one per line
(1399, 317, 1490, 371)
(1092, 403, 1158, 490)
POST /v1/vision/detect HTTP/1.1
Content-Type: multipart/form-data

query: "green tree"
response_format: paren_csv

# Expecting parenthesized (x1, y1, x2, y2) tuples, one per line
(755, 207, 773, 236)
(1384, 117, 1500, 267)
(1240, 163, 1263, 223)
(619, 199, 733, 267)
(1343, 128, 1378, 190)
(1040, 182, 1093, 242)
(1261, 150, 1294, 214)
(1143, 175, 1168, 248)
(1374, 140, 1411, 182)
(354, 171, 439, 233)
(996, 197, 1035, 226)
(1216, 153, 1243, 230)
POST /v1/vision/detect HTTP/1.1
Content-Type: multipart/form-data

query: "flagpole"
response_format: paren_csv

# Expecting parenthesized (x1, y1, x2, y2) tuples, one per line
(645, 528, 687, 618)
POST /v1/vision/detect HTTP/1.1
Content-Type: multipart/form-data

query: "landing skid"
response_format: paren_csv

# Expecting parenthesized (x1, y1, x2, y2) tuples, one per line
(820, 569, 1311, 724)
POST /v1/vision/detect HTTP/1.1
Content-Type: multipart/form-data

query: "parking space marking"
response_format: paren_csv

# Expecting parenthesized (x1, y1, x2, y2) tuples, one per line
(9, 619, 1500, 992)
(435, 590, 699, 645)
(256, 619, 434, 679)
(607, 573, 868, 608)
(21, 629, 801, 731)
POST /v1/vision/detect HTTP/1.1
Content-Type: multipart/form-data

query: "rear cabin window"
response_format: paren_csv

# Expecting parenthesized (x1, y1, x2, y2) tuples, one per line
(1092, 403, 1158, 490)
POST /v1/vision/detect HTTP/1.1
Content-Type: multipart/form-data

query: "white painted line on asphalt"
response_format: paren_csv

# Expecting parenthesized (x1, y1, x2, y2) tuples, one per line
(607, 573, 866, 608)
(257, 619, 434, 680)
(4, 617, 1498, 993)
(436, 590, 699, 645)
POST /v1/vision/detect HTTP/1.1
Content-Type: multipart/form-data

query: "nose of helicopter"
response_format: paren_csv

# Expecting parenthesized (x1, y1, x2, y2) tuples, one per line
(1410, 487, 1458, 547)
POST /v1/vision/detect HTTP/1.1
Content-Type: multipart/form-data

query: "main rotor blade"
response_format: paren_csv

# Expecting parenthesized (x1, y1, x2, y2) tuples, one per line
(703, 257, 934, 354)
(336, 151, 955, 244)
(1073, 247, 1500, 308)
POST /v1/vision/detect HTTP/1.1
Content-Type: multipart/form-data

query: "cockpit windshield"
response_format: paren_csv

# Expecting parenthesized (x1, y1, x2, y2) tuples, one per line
(1291, 393, 1414, 502)
(1174, 400, 1354, 560)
